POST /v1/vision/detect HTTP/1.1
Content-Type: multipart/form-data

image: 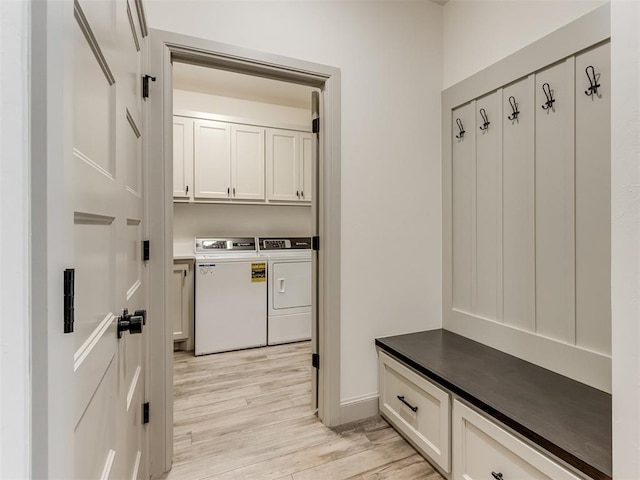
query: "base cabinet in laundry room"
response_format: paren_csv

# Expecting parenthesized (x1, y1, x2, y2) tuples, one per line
(173, 260, 194, 350)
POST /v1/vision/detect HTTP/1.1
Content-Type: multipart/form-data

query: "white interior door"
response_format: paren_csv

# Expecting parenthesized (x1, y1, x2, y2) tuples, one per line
(71, 0, 147, 478)
(311, 91, 320, 411)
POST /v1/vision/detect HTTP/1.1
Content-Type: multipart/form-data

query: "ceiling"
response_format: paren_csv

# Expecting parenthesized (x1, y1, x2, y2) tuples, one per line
(173, 62, 315, 110)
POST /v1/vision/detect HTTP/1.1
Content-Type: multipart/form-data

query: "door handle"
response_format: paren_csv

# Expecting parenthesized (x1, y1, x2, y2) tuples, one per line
(117, 308, 146, 338)
(278, 278, 286, 293)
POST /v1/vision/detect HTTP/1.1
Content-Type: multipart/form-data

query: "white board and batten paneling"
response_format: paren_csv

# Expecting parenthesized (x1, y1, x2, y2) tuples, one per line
(442, 5, 611, 393)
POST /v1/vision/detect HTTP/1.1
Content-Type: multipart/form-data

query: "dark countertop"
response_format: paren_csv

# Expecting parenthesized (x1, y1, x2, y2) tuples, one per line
(375, 329, 612, 480)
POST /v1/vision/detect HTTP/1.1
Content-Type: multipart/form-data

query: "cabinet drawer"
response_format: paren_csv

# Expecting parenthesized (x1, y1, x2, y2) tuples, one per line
(453, 400, 583, 480)
(378, 352, 450, 472)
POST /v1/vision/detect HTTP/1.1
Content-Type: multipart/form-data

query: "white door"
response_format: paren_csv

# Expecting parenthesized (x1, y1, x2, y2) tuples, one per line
(231, 124, 265, 200)
(194, 119, 232, 199)
(71, 0, 147, 478)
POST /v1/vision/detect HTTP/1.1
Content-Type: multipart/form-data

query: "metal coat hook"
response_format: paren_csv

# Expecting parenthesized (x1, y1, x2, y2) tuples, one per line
(479, 108, 490, 131)
(455, 118, 465, 139)
(507, 96, 520, 120)
(585, 65, 601, 97)
(541, 83, 555, 110)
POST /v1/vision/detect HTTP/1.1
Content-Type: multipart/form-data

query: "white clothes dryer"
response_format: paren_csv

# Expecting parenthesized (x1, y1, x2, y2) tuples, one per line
(259, 237, 312, 345)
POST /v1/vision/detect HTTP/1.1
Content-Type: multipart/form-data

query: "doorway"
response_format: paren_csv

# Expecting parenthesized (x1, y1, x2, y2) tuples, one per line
(169, 62, 317, 466)
(146, 29, 342, 475)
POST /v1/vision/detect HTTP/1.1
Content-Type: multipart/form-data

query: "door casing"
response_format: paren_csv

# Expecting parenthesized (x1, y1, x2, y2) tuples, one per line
(146, 29, 342, 475)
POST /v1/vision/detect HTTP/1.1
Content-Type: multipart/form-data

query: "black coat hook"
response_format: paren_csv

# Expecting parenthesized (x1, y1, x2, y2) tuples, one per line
(585, 65, 601, 97)
(507, 96, 520, 120)
(455, 118, 465, 139)
(541, 83, 555, 110)
(479, 108, 490, 131)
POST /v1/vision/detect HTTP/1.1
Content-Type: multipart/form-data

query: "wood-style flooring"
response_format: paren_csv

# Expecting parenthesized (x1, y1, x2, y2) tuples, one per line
(164, 341, 444, 480)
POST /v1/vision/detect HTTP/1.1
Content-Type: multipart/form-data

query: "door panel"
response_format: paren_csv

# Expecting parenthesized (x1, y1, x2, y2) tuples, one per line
(173, 117, 194, 199)
(231, 124, 265, 200)
(267, 129, 298, 201)
(71, 0, 147, 478)
(272, 261, 312, 310)
(194, 119, 231, 199)
(300, 133, 313, 202)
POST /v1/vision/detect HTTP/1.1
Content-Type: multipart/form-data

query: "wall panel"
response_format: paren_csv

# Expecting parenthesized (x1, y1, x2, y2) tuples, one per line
(575, 43, 611, 355)
(534, 60, 575, 344)
(502, 77, 535, 332)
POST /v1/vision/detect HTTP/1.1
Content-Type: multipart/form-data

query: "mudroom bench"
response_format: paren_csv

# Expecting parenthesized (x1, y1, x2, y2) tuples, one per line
(375, 329, 611, 480)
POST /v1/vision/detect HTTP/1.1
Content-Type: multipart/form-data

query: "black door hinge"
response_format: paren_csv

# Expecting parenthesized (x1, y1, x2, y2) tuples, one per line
(142, 402, 150, 424)
(312, 353, 320, 369)
(142, 75, 156, 99)
(63, 269, 75, 334)
(312, 117, 320, 134)
(312, 236, 320, 251)
(142, 240, 150, 261)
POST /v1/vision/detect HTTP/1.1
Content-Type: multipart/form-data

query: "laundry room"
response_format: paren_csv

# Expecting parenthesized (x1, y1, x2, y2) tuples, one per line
(170, 62, 319, 461)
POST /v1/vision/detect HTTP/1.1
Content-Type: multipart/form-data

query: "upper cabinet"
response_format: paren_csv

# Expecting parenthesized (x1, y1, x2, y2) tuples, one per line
(266, 128, 312, 203)
(173, 116, 194, 201)
(174, 115, 310, 205)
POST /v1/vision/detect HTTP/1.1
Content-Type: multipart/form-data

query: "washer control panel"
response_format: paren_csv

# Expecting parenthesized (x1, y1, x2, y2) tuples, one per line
(260, 237, 312, 251)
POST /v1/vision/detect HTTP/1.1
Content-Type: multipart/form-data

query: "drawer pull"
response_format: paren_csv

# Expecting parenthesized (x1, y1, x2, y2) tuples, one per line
(491, 472, 504, 480)
(397, 395, 418, 412)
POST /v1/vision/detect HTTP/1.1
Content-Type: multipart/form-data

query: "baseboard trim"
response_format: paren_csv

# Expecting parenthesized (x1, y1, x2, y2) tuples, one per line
(339, 393, 379, 425)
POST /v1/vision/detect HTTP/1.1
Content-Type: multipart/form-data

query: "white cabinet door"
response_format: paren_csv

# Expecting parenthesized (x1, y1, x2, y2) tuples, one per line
(378, 352, 450, 473)
(172, 263, 189, 341)
(231, 124, 265, 200)
(299, 132, 313, 202)
(452, 401, 581, 480)
(194, 119, 231, 199)
(173, 116, 193, 200)
(267, 128, 299, 202)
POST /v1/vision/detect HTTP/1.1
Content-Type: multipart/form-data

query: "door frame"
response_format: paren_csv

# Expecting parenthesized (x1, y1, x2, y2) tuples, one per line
(147, 29, 342, 475)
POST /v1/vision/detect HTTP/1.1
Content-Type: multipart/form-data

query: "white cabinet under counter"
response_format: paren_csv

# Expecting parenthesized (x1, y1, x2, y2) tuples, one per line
(376, 330, 611, 480)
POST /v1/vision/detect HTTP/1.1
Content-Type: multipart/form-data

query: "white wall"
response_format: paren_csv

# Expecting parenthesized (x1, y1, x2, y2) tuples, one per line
(148, 1, 444, 405)
(173, 203, 312, 251)
(442, 0, 607, 88)
(611, 1, 640, 476)
(174, 89, 312, 128)
(0, 0, 30, 478)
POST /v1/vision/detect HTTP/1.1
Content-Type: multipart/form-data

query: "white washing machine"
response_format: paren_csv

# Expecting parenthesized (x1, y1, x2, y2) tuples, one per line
(259, 237, 312, 345)
(194, 237, 267, 355)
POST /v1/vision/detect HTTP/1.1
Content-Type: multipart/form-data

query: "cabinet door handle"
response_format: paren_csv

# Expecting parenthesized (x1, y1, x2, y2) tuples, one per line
(185, 185, 189, 194)
(301, 190, 304, 199)
(491, 472, 504, 480)
(397, 395, 418, 412)
(233, 187, 236, 197)
(296, 190, 299, 198)
(227, 187, 230, 197)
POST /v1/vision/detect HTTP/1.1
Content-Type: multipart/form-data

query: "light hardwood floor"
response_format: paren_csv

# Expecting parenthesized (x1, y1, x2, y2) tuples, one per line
(166, 342, 444, 480)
